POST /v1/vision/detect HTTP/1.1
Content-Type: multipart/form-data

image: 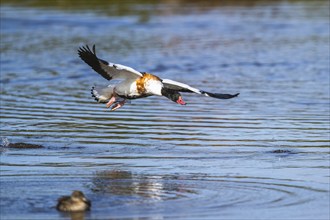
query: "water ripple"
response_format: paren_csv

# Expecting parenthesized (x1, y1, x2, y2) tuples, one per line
(1, 2, 329, 219)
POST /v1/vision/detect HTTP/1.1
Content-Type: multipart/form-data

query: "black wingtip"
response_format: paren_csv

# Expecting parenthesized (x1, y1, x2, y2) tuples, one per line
(77, 44, 113, 81)
(77, 44, 96, 56)
(92, 44, 96, 54)
(205, 92, 240, 99)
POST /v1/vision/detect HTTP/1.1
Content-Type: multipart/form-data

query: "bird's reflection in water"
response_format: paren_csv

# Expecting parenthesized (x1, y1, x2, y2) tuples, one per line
(59, 211, 90, 220)
(90, 170, 196, 201)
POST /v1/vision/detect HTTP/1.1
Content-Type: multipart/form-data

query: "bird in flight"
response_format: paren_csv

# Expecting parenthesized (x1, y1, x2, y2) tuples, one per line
(78, 45, 239, 111)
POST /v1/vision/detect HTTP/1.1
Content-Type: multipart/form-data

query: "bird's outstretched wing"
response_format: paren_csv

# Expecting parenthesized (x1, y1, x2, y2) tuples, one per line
(78, 45, 143, 81)
(162, 79, 239, 99)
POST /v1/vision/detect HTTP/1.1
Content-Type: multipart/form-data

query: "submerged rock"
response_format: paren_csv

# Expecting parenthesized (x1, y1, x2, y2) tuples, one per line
(270, 149, 294, 154)
(6, 142, 44, 149)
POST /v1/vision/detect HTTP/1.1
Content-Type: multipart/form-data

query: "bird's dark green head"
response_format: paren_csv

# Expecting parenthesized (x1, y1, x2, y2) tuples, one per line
(161, 88, 186, 105)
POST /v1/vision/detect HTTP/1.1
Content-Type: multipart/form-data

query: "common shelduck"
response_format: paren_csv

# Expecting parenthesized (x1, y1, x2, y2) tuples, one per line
(78, 45, 239, 111)
(56, 191, 91, 212)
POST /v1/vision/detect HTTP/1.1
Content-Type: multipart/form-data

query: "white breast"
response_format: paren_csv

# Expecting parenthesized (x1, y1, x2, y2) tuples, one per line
(145, 79, 162, 96)
(114, 77, 163, 97)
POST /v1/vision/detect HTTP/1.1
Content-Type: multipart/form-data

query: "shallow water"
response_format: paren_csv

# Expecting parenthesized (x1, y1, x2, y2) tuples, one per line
(0, 1, 329, 219)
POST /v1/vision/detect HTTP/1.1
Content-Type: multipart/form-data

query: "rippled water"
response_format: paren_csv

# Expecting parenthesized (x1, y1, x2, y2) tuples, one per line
(1, 1, 329, 219)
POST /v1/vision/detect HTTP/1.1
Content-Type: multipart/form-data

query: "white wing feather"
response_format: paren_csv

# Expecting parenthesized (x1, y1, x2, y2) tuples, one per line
(162, 78, 240, 99)
(108, 62, 143, 80)
(162, 79, 204, 95)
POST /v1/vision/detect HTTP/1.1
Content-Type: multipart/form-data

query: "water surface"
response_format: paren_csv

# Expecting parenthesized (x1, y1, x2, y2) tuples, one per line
(1, 1, 329, 219)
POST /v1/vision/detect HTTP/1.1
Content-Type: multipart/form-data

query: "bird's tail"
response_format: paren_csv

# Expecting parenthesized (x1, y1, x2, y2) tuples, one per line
(91, 85, 114, 103)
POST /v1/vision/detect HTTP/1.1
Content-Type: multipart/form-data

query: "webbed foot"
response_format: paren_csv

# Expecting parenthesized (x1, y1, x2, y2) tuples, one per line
(111, 99, 126, 111)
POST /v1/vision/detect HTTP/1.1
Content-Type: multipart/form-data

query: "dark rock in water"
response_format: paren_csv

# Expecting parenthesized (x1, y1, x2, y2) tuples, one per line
(271, 149, 294, 154)
(6, 143, 44, 149)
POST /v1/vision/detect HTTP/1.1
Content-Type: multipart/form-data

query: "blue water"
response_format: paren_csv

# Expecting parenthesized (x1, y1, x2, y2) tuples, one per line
(1, 1, 329, 219)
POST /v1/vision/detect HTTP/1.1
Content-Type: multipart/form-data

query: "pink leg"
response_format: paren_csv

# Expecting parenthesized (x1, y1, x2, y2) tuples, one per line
(106, 96, 117, 108)
(111, 99, 126, 111)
